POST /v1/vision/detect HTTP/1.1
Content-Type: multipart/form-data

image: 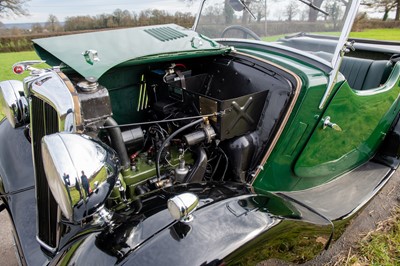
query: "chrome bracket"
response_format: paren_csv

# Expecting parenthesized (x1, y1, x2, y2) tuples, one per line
(82, 49, 100, 65)
(341, 40, 355, 56)
(322, 116, 342, 131)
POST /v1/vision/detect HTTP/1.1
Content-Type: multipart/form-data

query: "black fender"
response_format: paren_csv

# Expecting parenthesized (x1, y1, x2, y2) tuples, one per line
(0, 119, 48, 265)
(0, 119, 34, 193)
(51, 183, 332, 266)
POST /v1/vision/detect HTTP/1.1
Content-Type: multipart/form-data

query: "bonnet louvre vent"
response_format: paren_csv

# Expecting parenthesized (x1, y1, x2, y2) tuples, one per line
(144, 27, 188, 42)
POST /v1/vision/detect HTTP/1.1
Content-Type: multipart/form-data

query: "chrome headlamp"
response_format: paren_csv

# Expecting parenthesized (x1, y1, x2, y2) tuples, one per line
(41, 133, 119, 223)
(0, 80, 29, 128)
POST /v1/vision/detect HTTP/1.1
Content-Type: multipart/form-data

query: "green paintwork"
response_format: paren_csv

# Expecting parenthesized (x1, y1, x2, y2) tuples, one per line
(294, 64, 400, 187)
(236, 48, 342, 192)
(99, 65, 148, 125)
(33, 24, 228, 80)
(99, 50, 230, 125)
(32, 24, 400, 194)
(250, 48, 400, 192)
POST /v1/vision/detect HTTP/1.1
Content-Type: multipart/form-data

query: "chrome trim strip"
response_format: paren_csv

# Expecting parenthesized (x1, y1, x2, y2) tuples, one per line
(36, 236, 57, 253)
(30, 71, 75, 123)
(57, 72, 83, 132)
(192, 0, 206, 31)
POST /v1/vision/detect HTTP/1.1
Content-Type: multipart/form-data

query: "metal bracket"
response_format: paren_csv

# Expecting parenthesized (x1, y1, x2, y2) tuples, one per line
(341, 40, 355, 56)
(322, 116, 342, 131)
(82, 49, 100, 65)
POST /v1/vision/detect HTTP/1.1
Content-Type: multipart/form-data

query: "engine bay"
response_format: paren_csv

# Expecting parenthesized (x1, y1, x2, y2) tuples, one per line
(67, 53, 296, 206)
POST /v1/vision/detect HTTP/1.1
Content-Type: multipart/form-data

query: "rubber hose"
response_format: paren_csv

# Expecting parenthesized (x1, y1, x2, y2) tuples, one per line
(156, 118, 204, 180)
(104, 117, 130, 170)
(184, 147, 207, 183)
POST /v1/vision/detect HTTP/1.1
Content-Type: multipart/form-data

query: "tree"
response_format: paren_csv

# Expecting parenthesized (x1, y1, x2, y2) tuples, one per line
(325, 0, 342, 29)
(224, 0, 234, 24)
(0, 0, 29, 17)
(241, 0, 251, 24)
(252, 0, 267, 23)
(46, 14, 60, 32)
(339, 0, 351, 22)
(31, 22, 43, 33)
(285, 1, 299, 21)
(112, 8, 132, 27)
(362, 0, 398, 21)
(379, 0, 397, 21)
(95, 13, 111, 29)
(120, 10, 132, 26)
(308, 0, 325, 21)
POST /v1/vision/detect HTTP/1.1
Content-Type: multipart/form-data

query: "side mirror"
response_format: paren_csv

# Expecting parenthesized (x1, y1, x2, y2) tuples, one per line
(229, 0, 245, 11)
(0, 80, 29, 128)
(41, 133, 119, 223)
(229, 0, 257, 19)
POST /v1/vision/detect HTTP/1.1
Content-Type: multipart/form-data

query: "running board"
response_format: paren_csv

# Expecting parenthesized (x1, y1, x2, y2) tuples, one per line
(280, 162, 393, 220)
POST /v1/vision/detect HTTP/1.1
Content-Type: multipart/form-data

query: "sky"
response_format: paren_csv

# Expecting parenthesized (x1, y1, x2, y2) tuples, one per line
(2, 0, 200, 24)
(2, 0, 393, 24)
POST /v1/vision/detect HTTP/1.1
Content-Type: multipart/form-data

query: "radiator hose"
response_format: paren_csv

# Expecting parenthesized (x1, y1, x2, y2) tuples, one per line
(104, 117, 130, 171)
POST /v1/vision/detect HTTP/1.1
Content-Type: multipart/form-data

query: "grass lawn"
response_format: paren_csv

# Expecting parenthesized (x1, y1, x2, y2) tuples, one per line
(0, 51, 47, 121)
(350, 28, 400, 41)
(344, 207, 400, 265)
(0, 51, 43, 81)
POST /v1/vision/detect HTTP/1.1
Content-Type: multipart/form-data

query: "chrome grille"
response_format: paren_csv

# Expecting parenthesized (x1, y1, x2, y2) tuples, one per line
(31, 95, 59, 249)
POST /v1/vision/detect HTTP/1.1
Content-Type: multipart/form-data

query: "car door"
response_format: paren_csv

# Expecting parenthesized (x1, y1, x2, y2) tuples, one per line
(294, 65, 400, 181)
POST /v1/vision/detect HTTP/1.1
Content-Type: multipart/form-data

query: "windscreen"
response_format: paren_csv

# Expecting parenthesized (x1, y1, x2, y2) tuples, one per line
(196, 0, 355, 62)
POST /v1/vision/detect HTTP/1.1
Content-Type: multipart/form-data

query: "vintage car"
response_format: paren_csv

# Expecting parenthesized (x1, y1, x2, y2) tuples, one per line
(1, 0, 400, 265)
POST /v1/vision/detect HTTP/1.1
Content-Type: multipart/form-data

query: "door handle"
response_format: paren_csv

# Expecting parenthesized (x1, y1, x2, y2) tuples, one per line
(322, 116, 342, 131)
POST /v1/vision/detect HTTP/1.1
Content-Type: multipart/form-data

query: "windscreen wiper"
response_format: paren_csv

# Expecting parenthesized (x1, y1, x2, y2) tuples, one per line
(240, 0, 257, 20)
(297, 0, 329, 16)
(229, 0, 257, 20)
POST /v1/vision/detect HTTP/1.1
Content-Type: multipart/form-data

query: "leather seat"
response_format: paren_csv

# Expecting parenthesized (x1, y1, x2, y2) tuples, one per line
(340, 57, 390, 90)
(314, 51, 392, 90)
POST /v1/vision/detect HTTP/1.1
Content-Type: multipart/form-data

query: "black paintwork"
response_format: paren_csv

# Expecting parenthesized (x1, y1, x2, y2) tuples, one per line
(0, 117, 331, 266)
(0, 120, 34, 193)
(0, 119, 48, 265)
(374, 114, 400, 169)
(0, 118, 348, 266)
(50, 183, 332, 265)
(0, 116, 390, 265)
